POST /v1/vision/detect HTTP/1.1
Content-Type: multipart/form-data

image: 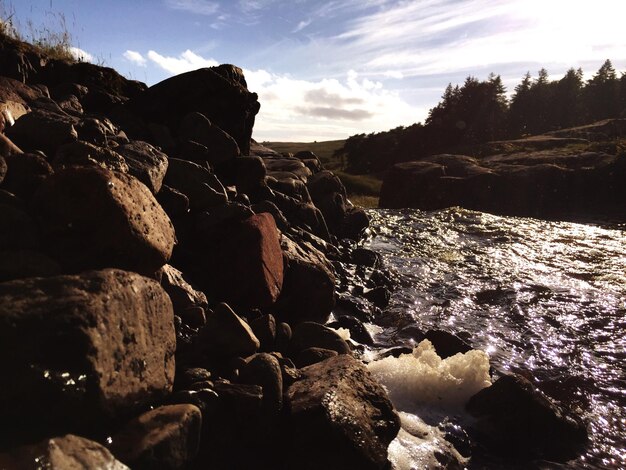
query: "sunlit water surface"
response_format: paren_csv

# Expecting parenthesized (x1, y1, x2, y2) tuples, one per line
(363, 208, 625, 469)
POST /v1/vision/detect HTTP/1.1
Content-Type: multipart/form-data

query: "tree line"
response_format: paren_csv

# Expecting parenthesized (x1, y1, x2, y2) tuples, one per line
(337, 60, 626, 174)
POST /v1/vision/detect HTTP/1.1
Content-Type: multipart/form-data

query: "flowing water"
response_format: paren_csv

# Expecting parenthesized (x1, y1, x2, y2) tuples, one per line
(361, 208, 625, 469)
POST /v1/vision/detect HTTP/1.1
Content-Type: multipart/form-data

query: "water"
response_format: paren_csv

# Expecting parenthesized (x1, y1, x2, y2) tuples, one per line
(361, 207, 626, 469)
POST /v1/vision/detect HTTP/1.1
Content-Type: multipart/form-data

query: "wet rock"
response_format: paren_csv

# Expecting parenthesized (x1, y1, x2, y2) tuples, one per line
(197, 302, 260, 359)
(0, 249, 61, 282)
(249, 314, 277, 352)
(159, 264, 208, 313)
(178, 111, 240, 166)
(0, 434, 129, 470)
(425, 330, 472, 359)
(116, 140, 169, 193)
(352, 248, 382, 268)
(240, 352, 283, 415)
(125, 65, 259, 155)
(196, 212, 284, 311)
(285, 354, 400, 470)
(110, 404, 202, 470)
(290, 321, 351, 356)
(6, 109, 78, 156)
(32, 166, 175, 273)
(294, 347, 339, 368)
(328, 315, 374, 346)
(54, 140, 129, 172)
(466, 374, 588, 461)
(363, 286, 391, 309)
(164, 158, 227, 209)
(276, 234, 335, 324)
(0, 269, 176, 443)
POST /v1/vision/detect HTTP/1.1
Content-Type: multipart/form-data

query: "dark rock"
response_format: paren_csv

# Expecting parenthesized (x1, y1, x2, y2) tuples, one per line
(32, 166, 175, 273)
(157, 184, 190, 219)
(363, 286, 391, 308)
(75, 117, 121, 146)
(340, 206, 370, 240)
(159, 264, 208, 313)
(328, 315, 374, 345)
(276, 321, 292, 353)
(352, 248, 382, 268)
(0, 203, 39, 250)
(179, 306, 206, 329)
(290, 321, 351, 356)
(294, 347, 339, 368)
(110, 404, 202, 470)
(240, 353, 283, 415)
(0, 132, 23, 157)
(176, 367, 212, 391)
(0, 249, 61, 282)
(115, 141, 169, 193)
(235, 155, 266, 197)
(425, 330, 472, 359)
(0, 434, 129, 469)
(54, 140, 129, 172)
(275, 234, 335, 324)
(164, 158, 227, 209)
(125, 65, 259, 155)
(169, 389, 219, 416)
(249, 314, 277, 352)
(6, 109, 78, 156)
(57, 93, 83, 115)
(285, 354, 400, 470)
(178, 111, 240, 166)
(1, 151, 53, 200)
(0, 269, 175, 444)
(466, 374, 588, 461)
(197, 302, 260, 359)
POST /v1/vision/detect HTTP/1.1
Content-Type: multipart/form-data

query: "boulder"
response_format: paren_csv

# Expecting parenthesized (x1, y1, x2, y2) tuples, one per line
(0, 203, 40, 250)
(178, 111, 241, 166)
(54, 140, 129, 173)
(328, 315, 374, 345)
(0, 434, 129, 470)
(32, 166, 175, 273)
(164, 158, 228, 209)
(240, 353, 283, 415)
(2, 151, 54, 199)
(125, 65, 259, 155)
(289, 322, 351, 357)
(159, 264, 208, 313)
(294, 347, 339, 368)
(197, 302, 260, 359)
(0, 249, 61, 282)
(0, 269, 176, 444)
(110, 404, 202, 470)
(115, 140, 169, 193)
(195, 212, 284, 310)
(0, 132, 23, 157)
(285, 354, 400, 470)
(6, 109, 78, 156)
(275, 234, 335, 324)
(157, 184, 190, 219)
(466, 374, 588, 461)
(249, 314, 277, 352)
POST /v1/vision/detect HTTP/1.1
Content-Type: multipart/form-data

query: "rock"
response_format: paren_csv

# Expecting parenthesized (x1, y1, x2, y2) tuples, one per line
(466, 374, 588, 461)
(363, 286, 391, 309)
(289, 322, 351, 357)
(6, 109, 78, 156)
(110, 404, 202, 470)
(0, 203, 39, 250)
(197, 302, 260, 359)
(0, 249, 61, 282)
(235, 155, 266, 197)
(157, 184, 190, 219)
(276, 321, 292, 353)
(116, 140, 169, 193)
(2, 151, 53, 200)
(275, 234, 335, 324)
(351, 248, 382, 267)
(32, 166, 175, 273)
(328, 315, 374, 345)
(240, 353, 283, 415)
(54, 140, 129, 173)
(76, 116, 120, 145)
(164, 158, 228, 209)
(425, 330, 472, 359)
(294, 347, 339, 368)
(178, 111, 240, 166)
(125, 65, 259, 155)
(249, 314, 277, 352)
(0, 269, 175, 444)
(176, 367, 212, 391)
(0, 434, 129, 470)
(0, 132, 23, 157)
(159, 264, 208, 313)
(195, 212, 284, 311)
(285, 354, 400, 470)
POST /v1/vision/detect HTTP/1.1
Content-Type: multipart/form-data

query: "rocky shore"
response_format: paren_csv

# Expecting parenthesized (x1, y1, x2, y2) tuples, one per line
(0, 33, 588, 469)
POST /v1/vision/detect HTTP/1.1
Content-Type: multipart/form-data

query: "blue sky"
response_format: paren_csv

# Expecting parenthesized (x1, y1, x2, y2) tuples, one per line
(8, 0, 626, 141)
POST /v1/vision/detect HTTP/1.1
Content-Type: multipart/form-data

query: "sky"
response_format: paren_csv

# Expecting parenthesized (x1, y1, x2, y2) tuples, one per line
(7, 0, 626, 141)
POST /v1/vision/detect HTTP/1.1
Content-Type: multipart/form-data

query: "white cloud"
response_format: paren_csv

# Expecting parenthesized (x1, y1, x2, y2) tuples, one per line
(69, 47, 93, 63)
(293, 19, 311, 33)
(147, 49, 219, 74)
(123, 50, 147, 67)
(165, 0, 219, 15)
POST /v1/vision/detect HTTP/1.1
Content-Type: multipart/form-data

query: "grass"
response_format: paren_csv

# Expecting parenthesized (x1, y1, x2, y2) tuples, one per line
(264, 140, 346, 169)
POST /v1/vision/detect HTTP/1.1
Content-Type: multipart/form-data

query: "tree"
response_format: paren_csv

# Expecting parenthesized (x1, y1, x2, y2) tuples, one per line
(584, 59, 619, 121)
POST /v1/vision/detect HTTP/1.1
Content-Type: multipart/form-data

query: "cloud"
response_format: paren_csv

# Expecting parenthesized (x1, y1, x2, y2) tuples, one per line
(147, 49, 219, 74)
(297, 106, 373, 120)
(293, 19, 311, 33)
(123, 50, 147, 67)
(165, 0, 219, 15)
(69, 47, 93, 62)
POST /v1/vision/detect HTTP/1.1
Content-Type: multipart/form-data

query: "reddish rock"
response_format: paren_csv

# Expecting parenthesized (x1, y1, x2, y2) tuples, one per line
(32, 166, 175, 273)
(54, 140, 129, 173)
(0, 269, 176, 444)
(6, 109, 78, 156)
(197, 303, 260, 359)
(115, 140, 169, 194)
(110, 404, 202, 470)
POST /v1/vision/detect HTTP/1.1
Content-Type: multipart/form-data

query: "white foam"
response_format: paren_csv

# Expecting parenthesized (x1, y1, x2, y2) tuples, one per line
(331, 327, 351, 341)
(367, 339, 491, 410)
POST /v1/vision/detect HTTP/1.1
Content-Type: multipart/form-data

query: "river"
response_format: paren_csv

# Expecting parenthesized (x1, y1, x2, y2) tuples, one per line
(358, 208, 625, 469)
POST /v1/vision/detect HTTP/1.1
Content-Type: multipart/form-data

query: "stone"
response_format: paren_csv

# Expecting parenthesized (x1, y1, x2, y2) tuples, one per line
(54, 140, 129, 173)
(110, 404, 202, 470)
(328, 315, 374, 345)
(125, 65, 259, 155)
(424, 330, 472, 359)
(0, 434, 129, 470)
(275, 234, 335, 324)
(290, 322, 351, 357)
(156, 184, 190, 219)
(240, 353, 283, 415)
(196, 212, 284, 310)
(466, 374, 588, 461)
(164, 158, 228, 209)
(159, 264, 208, 313)
(294, 347, 339, 368)
(2, 151, 54, 200)
(285, 354, 400, 470)
(363, 286, 391, 309)
(0, 203, 40, 250)
(0, 249, 61, 282)
(249, 314, 277, 352)
(235, 155, 266, 197)
(0, 132, 23, 157)
(178, 111, 241, 166)
(75, 117, 120, 145)
(116, 140, 169, 193)
(6, 109, 78, 157)
(176, 367, 212, 391)
(0, 269, 175, 444)
(197, 302, 260, 359)
(32, 166, 175, 273)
